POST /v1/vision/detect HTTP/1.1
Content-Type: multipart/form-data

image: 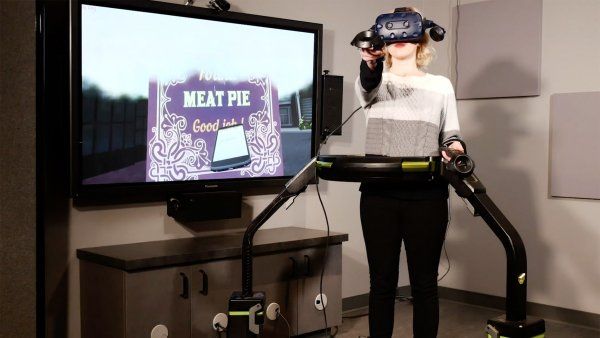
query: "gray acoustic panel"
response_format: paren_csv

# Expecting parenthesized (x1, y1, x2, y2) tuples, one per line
(550, 92, 600, 200)
(455, 0, 542, 99)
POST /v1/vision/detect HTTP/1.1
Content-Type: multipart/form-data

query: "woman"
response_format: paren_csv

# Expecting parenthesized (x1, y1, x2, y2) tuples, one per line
(355, 7, 465, 338)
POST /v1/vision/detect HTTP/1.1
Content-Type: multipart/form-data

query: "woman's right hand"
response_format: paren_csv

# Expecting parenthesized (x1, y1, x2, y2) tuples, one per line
(360, 48, 384, 70)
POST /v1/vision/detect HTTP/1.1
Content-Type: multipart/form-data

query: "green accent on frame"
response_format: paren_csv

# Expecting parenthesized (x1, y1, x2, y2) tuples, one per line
(228, 311, 264, 316)
(316, 161, 333, 168)
(402, 160, 435, 172)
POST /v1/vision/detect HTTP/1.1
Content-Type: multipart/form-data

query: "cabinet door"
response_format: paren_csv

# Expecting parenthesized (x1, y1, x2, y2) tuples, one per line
(296, 245, 343, 335)
(80, 261, 126, 338)
(254, 252, 300, 337)
(190, 258, 239, 337)
(190, 252, 299, 337)
(125, 266, 191, 338)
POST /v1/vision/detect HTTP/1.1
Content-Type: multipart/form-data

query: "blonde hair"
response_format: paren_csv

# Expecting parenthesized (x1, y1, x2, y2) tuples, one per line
(383, 7, 435, 70)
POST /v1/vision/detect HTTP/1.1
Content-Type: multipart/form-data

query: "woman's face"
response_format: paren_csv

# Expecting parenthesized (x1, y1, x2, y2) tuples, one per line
(386, 42, 418, 61)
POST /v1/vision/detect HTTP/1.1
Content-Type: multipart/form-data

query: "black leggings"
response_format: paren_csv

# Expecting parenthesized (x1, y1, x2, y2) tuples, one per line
(360, 193, 449, 338)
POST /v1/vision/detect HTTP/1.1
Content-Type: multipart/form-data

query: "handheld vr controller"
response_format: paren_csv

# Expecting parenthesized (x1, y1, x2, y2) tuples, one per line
(440, 147, 475, 178)
(351, 7, 446, 50)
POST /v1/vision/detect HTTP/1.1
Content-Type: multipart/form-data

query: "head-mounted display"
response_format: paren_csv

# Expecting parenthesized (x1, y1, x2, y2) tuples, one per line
(351, 7, 446, 49)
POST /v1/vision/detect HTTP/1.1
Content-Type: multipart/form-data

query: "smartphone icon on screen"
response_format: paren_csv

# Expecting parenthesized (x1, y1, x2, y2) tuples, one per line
(210, 124, 251, 172)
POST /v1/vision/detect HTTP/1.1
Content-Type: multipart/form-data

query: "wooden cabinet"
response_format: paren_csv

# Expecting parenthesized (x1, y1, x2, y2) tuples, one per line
(295, 246, 342, 335)
(190, 251, 303, 337)
(125, 266, 191, 338)
(78, 227, 347, 338)
(80, 262, 192, 338)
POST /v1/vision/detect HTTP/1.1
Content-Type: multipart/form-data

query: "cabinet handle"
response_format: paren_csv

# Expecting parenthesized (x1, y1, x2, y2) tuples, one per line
(304, 255, 312, 277)
(289, 257, 297, 278)
(199, 269, 208, 295)
(179, 272, 189, 299)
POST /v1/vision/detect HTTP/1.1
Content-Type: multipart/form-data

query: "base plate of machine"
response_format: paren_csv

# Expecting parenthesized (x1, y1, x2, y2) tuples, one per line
(486, 315, 545, 338)
(228, 291, 266, 337)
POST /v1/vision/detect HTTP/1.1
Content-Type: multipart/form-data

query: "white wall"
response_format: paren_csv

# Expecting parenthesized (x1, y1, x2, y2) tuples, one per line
(441, 0, 600, 315)
(65, 0, 600, 336)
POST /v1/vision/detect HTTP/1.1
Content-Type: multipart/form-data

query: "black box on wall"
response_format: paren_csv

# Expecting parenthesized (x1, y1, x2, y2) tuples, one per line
(320, 74, 344, 140)
(167, 191, 242, 222)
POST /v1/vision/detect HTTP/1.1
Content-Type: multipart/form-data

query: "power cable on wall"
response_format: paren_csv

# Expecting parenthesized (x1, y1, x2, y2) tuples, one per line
(454, 0, 461, 88)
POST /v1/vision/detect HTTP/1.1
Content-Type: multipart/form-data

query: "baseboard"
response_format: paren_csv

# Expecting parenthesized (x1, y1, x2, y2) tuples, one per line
(436, 286, 600, 329)
(342, 286, 599, 330)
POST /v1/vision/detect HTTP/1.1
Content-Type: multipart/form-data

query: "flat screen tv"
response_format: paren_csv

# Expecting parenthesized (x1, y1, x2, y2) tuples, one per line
(71, 0, 322, 205)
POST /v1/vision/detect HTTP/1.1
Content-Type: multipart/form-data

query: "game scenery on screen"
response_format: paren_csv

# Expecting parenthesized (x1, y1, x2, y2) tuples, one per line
(80, 5, 315, 185)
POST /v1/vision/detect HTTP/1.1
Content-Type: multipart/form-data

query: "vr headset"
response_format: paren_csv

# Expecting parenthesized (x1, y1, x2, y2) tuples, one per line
(351, 7, 446, 50)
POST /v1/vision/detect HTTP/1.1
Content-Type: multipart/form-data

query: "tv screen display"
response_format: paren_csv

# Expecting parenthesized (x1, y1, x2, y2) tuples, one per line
(73, 1, 321, 204)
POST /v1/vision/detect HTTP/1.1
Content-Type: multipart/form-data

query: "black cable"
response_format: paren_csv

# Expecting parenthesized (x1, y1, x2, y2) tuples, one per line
(437, 193, 452, 282)
(454, 0, 461, 88)
(214, 325, 225, 338)
(310, 100, 454, 332)
(313, 105, 362, 337)
(438, 241, 451, 282)
(278, 311, 292, 338)
(342, 312, 369, 320)
(230, 97, 358, 336)
(396, 294, 413, 302)
(284, 192, 301, 210)
(315, 181, 330, 335)
(319, 106, 362, 148)
(280, 104, 363, 336)
(435, 0, 459, 284)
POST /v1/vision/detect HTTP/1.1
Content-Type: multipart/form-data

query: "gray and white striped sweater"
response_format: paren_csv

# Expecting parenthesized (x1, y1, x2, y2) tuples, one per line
(355, 66, 462, 157)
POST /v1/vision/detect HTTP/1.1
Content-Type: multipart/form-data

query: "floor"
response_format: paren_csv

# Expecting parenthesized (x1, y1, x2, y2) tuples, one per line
(303, 299, 600, 337)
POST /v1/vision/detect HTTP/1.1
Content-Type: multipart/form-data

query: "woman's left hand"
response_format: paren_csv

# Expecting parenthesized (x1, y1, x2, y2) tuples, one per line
(441, 141, 464, 161)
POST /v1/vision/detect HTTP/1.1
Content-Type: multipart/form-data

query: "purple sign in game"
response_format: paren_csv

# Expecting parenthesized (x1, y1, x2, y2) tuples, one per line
(146, 74, 283, 182)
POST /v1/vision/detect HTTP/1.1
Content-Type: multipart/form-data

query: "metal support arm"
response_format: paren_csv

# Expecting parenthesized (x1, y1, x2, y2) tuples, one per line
(241, 158, 317, 297)
(444, 171, 527, 321)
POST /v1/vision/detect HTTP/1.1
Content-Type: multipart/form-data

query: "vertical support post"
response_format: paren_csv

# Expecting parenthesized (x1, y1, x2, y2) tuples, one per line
(466, 193, 528, 321)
